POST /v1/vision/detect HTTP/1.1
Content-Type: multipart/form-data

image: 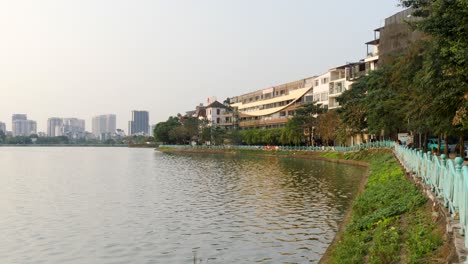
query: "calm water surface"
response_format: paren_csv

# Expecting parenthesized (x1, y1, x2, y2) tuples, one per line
(0, 147, 366, 263)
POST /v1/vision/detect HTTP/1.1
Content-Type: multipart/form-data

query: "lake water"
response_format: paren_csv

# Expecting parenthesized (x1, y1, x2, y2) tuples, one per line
(0, 147, 366, 263)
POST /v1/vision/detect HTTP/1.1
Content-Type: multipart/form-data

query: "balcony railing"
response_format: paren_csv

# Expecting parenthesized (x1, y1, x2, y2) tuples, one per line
(239, 117, 290, 127)
(329, 86, 345, 95)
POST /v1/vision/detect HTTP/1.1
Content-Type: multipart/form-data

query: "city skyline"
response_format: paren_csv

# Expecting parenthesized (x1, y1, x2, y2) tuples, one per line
(1, 112, 148, 135)
(0, 1, 403, 132)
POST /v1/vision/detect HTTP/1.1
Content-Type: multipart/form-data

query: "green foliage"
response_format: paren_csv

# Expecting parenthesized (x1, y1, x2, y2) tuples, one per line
(405, 209, 443, 263)
(337, 0, 468, 141)
(36, 136, 70, 144)
(183, 117, 200, 141)
(368, 220, 401, 264)
(328, 150, 442, 263)
(4, 136, 33, 144)
(154, 116, 181, 144)
(316, 110, 341, 145)
(240, 128, 282, 145)
(280, 118, 304, 146)
(329, 230, 371, 264)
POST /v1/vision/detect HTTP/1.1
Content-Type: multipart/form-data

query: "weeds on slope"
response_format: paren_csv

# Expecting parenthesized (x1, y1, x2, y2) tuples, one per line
(326, 150, 443, 264)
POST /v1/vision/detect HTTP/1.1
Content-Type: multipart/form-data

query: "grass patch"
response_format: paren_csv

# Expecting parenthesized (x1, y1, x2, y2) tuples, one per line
(326, 149, 444, 264)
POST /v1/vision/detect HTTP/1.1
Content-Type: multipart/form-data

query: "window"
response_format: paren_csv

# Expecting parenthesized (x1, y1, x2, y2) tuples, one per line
(216, 109, 220, 115)
(315, 80, 319, 86)
(322, 77, 329, 84)
(313, 94, 320, 102)
(280, 111, 286, 117)
(216, 118, 220, 124)
(321, 92, 328, 101)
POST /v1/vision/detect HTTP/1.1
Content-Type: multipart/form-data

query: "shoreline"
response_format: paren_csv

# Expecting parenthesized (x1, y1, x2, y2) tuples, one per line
(156, 147, 370, 167)
(157, 146, 456, 262)
(157, 147, 369, 262)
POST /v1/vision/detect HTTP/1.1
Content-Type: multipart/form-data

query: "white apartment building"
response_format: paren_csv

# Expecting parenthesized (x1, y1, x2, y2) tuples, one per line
(230, 78, 315, 129)
(310, 65, 356, 110)
(48, 117, 85, 138)
(92, 114, 116, 139)
(12, 120, 37, 136)
(47, 117, 63, 137)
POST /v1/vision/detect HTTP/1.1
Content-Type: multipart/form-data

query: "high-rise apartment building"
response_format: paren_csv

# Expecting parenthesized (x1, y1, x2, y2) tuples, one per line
(47, 117, 85, 138)
(47, 117, 63, 137)
(11, 114, 36, 136)
(12, 114, 27, 122)
(128, 110, 149, 135)
(0, 122, 6, 133)
(12, 120, 37, 136)
(92, 114, 116, 136)
(63, 118, 85, 132)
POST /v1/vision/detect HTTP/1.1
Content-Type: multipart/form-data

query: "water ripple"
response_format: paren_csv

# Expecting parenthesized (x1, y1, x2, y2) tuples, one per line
(0, 147, 365, 264)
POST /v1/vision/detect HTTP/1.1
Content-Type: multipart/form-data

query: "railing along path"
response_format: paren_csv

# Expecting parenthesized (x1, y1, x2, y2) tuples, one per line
(395, 145, 468, 247)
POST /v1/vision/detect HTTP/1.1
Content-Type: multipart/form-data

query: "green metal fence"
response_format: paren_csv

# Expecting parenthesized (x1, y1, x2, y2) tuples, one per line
(395, 145, 468, 247)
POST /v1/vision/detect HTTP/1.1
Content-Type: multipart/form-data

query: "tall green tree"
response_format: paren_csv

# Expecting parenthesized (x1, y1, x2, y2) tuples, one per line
(154, 116, 181, 144)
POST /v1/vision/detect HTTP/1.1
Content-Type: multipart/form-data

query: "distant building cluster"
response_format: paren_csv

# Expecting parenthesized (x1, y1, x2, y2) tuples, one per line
(0, 110, 152, 142)
(47, 117, 86, 139)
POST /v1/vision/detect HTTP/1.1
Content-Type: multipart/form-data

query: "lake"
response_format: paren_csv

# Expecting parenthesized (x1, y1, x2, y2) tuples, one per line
(0, 147, 366, 263)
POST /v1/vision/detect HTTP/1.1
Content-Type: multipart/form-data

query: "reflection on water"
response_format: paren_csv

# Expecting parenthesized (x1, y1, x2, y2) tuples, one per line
(0, 147, 365, 263)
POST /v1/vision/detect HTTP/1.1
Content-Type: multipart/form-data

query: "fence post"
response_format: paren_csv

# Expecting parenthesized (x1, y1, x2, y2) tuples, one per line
(438, 154, 446, 197)
(464, 166, 468, 247)
(454, 157, 464, 234)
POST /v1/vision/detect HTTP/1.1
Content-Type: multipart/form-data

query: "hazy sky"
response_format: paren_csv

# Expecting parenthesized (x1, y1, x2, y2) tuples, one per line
(0, 0, 403, 132)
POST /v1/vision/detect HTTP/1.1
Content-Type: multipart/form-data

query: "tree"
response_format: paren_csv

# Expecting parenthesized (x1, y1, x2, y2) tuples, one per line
(286, 102, 325, 145)
(169, 126, 189, 144)
(183, 117, 200, 143)
(280, 118, 303, 146)
(401, 0, 468, 153)
(154, 116, 181, 144)
(316, 110, 341, 146)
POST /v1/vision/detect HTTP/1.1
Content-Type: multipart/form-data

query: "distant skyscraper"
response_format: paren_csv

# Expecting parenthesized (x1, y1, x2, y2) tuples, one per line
(12, 114, 36, 136)
(63, 118, 85, 132)
(92, 114, 116, 136)
(12, 114, 27, 122)
(48, 117, 86, 138)
(12, 120, 37, 136)
(128, 110, 149, 135)
(47, 117, 63, 137)
(62, 118, 86, 139)
(0, 122, 6, 133)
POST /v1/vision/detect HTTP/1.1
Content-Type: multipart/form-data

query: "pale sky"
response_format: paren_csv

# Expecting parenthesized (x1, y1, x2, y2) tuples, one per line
(0, 0, 403, 133)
